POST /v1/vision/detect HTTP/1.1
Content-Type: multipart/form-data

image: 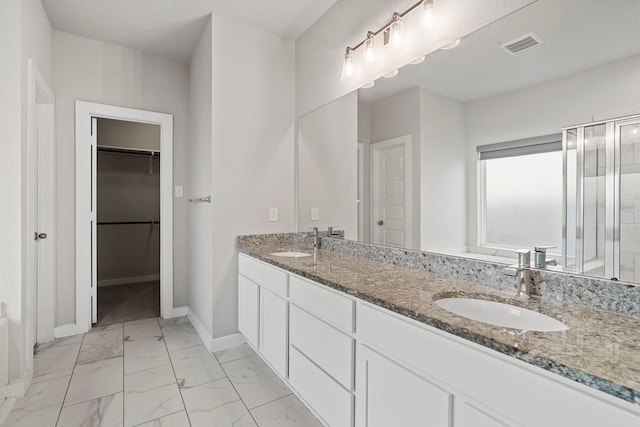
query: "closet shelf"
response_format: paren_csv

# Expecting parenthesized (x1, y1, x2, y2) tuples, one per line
(97, 220, 160, 225)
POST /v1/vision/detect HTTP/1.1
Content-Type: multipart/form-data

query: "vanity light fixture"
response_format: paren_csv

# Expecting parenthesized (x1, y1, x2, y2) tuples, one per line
(410, 56, 426, 65)
(362, 81, 376, 88)
(420, 0, 436, 29)
(389, 13, 404, 47)
(364, 32, 376, 63)
(341, 47, 356, 81)
(340, 0, 441, 82)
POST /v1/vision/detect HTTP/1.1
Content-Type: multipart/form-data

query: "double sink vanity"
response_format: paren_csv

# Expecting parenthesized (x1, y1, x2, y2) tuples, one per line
(237, 233, 640, 427)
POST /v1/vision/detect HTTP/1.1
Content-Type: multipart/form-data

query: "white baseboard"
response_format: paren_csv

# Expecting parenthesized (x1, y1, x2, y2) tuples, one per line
(167, 306, 189, 318)
(210, 333, 246, 353)
(97, 274, 160, 287)
(0, 397, 16, 426)
(55, 324, 80, 338)
(186, 308, 214, 350)
(162, 306, 245, 353)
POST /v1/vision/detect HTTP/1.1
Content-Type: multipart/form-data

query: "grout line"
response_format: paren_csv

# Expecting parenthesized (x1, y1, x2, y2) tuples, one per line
(223, 368, 262, 426)
(216, 350, 258, 366)
(158, 317, 193, 427)
(248, 392, 294, 412)
(131, 409, 184, 427)
(54, 330, 87, 426)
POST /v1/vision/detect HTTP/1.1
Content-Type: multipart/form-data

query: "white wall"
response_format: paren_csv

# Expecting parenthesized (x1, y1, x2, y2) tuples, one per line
(188, 17, 213, 338)
(420, 88, 467, 252)
(0, 0, 24, 387)
(53, 31, 191, 326)
(369, 88, 422, 249)
(298, 92, 358, 239)
(210, 14, 295, 339)
(0, 0, 52, 385)
(296, 0, 535, 117)
(465, 54, 640, 247)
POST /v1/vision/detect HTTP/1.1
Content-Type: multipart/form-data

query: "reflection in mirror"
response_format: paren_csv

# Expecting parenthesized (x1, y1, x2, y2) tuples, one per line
(296, 0, 640, 283)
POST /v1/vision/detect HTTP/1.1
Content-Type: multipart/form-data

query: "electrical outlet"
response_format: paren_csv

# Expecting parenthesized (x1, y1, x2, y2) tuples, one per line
(174, 185, 183, 197)
(269, 207, 278, 222)
(311, 207, 319, 221)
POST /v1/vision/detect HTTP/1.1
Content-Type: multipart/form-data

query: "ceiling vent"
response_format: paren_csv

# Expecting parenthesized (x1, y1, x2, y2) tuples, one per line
(500, 32, 544, 55)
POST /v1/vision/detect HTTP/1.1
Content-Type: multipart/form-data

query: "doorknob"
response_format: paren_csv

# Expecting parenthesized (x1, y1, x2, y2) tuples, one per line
(34, 232, 47, 240)
(377, 220, 384, 226)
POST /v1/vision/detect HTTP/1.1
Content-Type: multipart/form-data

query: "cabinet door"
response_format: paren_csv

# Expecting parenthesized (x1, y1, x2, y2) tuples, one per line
(238, 275, 259, 348)
(355, 344, 452, 427)
(454, 399, 512, 427)
(260, 287, 288, 378)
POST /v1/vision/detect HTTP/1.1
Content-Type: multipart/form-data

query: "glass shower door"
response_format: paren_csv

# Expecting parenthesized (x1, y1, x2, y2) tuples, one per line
(582, 123, 607, 278)
(617, 119, 640, 282)
(564, 114, 640, 281)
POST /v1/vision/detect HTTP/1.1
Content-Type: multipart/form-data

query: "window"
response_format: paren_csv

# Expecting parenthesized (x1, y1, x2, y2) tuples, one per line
(478, 135, 563, 252)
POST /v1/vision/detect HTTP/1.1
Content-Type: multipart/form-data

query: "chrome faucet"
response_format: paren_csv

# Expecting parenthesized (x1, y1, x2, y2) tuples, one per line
(533, 246, 557, 268)
(307, 227, 320, 251)
(504, 249, 532, 298)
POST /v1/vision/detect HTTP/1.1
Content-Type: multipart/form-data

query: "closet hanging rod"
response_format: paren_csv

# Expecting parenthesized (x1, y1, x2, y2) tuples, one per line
(97, 145, 160, 156)
(97, 220, 160, 225)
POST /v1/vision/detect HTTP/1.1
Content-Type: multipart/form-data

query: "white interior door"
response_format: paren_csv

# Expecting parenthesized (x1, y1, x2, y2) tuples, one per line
(91, 117, 98, 324)
(27, 60, 56, 350)
(371, 136, 411, 247)
(27, 112, 39, 351)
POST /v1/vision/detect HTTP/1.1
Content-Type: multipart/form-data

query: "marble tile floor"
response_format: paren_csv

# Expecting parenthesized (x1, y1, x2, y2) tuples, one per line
(3, 317, 323, 427)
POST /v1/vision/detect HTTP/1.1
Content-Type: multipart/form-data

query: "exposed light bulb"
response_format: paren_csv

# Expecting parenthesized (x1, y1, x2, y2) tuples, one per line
(420, 0, 435, 29)
(340, 49, 355, 82)
(364, 33, 376, 63)
(383, 69, 399, 78)
(390, 14, 403, 47)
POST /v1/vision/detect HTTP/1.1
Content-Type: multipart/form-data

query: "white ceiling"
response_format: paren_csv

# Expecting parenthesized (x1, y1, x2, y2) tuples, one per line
(42, 0, 338, 62)
(359, 0, 640, 104)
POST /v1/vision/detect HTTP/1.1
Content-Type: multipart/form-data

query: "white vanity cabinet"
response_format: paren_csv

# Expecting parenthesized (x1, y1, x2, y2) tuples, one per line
(356, 303, 640, 427)
(288, 275, 355, 427)
(237, 274, 259, 348)
(237, 253, 640, 427)
(238, 254, 289, 378)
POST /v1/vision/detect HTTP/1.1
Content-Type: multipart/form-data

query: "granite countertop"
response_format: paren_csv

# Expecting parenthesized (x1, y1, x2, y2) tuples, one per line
(237, 238, 640, 406)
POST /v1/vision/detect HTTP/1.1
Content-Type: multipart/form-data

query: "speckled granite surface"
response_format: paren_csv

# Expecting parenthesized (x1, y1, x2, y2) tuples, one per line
(237, 233, 640, 406)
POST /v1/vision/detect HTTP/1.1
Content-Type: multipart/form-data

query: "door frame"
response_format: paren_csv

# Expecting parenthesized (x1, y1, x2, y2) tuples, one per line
(26, 59, 56, 353)
(370, 135, 413, 248)
(75, 101, 174, 333)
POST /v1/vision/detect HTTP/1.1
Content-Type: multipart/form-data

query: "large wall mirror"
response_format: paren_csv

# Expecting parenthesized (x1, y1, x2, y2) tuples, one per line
(297, 0, 640, 283)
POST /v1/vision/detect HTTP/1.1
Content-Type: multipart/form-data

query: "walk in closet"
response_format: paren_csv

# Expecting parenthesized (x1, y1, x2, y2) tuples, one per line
(95, 118, 161, 325)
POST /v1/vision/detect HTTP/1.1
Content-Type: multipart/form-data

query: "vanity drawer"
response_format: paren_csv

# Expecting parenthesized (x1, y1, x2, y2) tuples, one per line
(289, 346, 353, 427)
(290, 275, 354, 332)
(239, 254, 288, 297)
(290, 305, 354, 389)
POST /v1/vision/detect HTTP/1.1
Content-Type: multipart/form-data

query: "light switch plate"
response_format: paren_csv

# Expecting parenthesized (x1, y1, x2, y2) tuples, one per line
(311, 207, 319, 221)
(269, 207, 278, 222)
(174, 185, 183, 197)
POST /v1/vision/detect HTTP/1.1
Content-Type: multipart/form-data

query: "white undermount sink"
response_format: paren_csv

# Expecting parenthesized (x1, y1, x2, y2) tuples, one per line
(269, 251, 312, 258)
(435, 298, 569, 332)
